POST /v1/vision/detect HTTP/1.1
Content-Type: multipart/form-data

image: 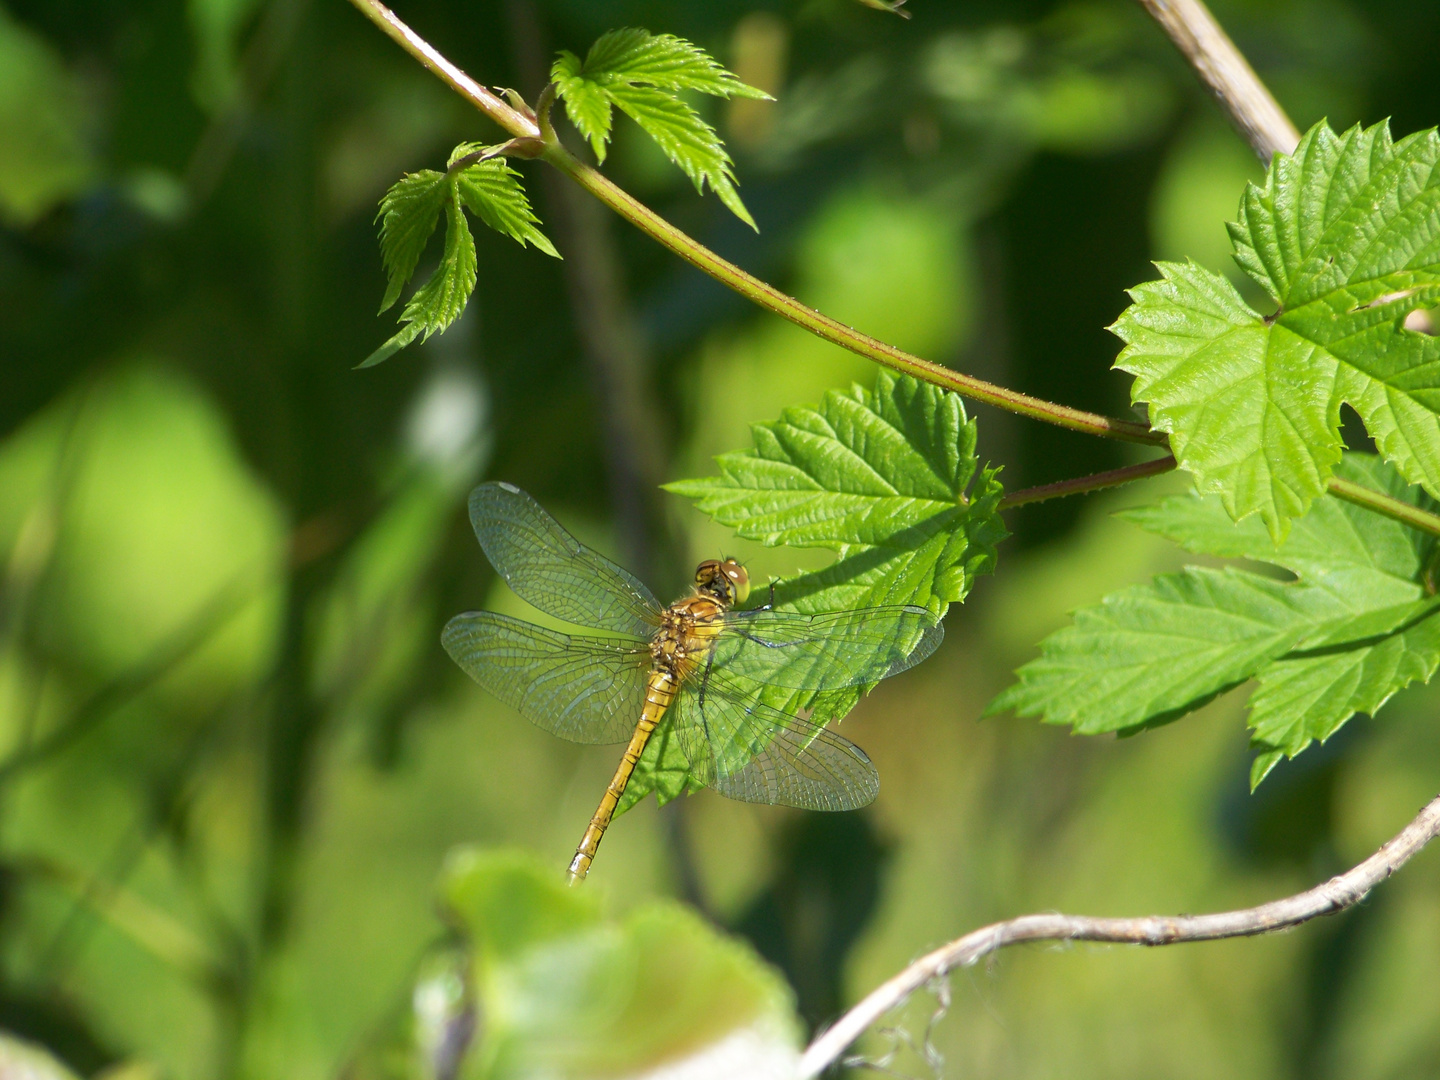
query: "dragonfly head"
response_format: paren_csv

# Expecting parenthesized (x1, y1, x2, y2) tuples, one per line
(695, 557, 751, 605)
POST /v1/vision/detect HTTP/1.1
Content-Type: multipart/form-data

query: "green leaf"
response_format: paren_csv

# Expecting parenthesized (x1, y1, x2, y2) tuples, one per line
(363, 196, 477, 369)
(437, 848, 800, 1079)
(995, 453, 1440, 782)
(578, 28, 772, 100)
(367, 147, 557, 366)
(550, 51, 613, 161)
(651, 371, 1005, 808)
(669, 370, 1006, 618)
(1113, 121, 1440, 539)
(1247, 597, 1440, 780)
(607, 83, 756, 229)
(376, 170, 448, 313)
(449, 144, 560, 258)
(1119, 452, 1435, 606)
(440, 848, 599, 962)
(0, 1034, 80, 1080)
(985, 566, 1347, 734)
(549, 29, 765, 227)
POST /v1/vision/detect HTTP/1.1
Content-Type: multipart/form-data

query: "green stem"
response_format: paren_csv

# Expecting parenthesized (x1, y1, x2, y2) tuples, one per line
(344, 0, 1164, 446)
(1326, 475, 1440, 537)
(545, 147, 1162, 444)
(995, 459, 1440, 541)
(999, 456, 1176, 509)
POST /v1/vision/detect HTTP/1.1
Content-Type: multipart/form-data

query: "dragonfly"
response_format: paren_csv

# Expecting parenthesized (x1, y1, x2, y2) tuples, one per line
(442, 482, 943, 882)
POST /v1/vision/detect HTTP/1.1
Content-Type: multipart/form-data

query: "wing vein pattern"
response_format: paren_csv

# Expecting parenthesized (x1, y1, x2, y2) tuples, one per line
(670, 667, 879, 810)
(469, 481, 660, 637)
(442, 611, 649, 745)
(715, 606, 943, 689)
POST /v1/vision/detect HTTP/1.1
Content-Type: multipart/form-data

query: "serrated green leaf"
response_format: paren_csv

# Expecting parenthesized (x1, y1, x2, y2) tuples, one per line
(672, 370, 1005, 722)
(669, 371, 1006, 619)
(449, 148, 560, 258)
(1119, 452, 1436, 606)
(1000, 452, 1440, 782)
(369, 146, 556, 365)
(361, 194, 475, 369)
(549, 29, 762, 227)
(579, 28, 771, 100)
(985, 566, 1347, 734)
(358, 321, 423, 370)
(375, 169, 448, 313)
(1113, 120, 1440, 539)
(639, 373, 1003, 809)
(606, 83, 755, 229)
(401, 195, 475, 335)
(551, 51, 614, 161)
(1248, 596, 1440, 762)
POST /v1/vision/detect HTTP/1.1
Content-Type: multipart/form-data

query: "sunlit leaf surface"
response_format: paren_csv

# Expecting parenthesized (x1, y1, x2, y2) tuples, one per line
(1114, 121, 1440, 539)
(991, 454, 1440, 783)
(551, 28, 767, 228)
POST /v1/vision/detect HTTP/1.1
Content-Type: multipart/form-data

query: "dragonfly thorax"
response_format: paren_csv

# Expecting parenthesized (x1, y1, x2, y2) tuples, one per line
(651, 595, 727, 679)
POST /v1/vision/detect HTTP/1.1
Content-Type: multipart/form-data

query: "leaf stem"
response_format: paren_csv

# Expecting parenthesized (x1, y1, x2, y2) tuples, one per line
(1326, 475, 1440, 537)
(542, 146, 1162, 444)
(344, 0, 1165, 446)
(999, 456, 1176, 509)
(800, 790, 1440, 1077)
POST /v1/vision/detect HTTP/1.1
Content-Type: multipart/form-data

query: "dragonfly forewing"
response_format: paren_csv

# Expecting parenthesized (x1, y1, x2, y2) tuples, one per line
(712, 606, 943, 691)
(669, 668, 879, 811)
(442, 611, 650, 745)
(469, 482, 661, 638)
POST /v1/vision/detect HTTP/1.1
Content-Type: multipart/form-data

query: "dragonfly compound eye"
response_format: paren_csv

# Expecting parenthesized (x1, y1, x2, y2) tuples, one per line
(694, 558, 749, 604)
(721, 559, 750, 604)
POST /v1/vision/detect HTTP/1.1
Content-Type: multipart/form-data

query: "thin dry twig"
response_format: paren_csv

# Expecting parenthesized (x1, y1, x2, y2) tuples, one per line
(799, 791, 1440, 1077)
(1135, 0, 1299, 159)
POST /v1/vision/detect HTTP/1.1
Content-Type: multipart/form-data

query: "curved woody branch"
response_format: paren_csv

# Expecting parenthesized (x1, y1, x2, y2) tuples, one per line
(1135, 0, 1299, 160)
(799, 791, 1440, 1077)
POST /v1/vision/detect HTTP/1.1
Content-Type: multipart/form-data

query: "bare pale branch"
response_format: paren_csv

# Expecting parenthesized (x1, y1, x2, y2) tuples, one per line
(800, 791, 1440, 1077)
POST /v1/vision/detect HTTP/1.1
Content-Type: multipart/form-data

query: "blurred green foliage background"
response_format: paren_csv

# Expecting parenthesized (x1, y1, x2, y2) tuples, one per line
(2, 0, 1439, 1076)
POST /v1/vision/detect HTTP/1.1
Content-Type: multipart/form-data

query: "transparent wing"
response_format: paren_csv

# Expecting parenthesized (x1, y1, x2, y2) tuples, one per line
(469, 482, 661, 638)
(712, 606, 943, 691)
(442, 611, 649, 744)
(670, 667, 879, 810)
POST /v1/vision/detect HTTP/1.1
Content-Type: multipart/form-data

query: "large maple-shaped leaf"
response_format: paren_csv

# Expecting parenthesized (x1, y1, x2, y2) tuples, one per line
(668, 371, 1006, 621)
(991, 454, 1440, 785)
(1113, 121, 1440, 539)
(619, 373, 1005, 812)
